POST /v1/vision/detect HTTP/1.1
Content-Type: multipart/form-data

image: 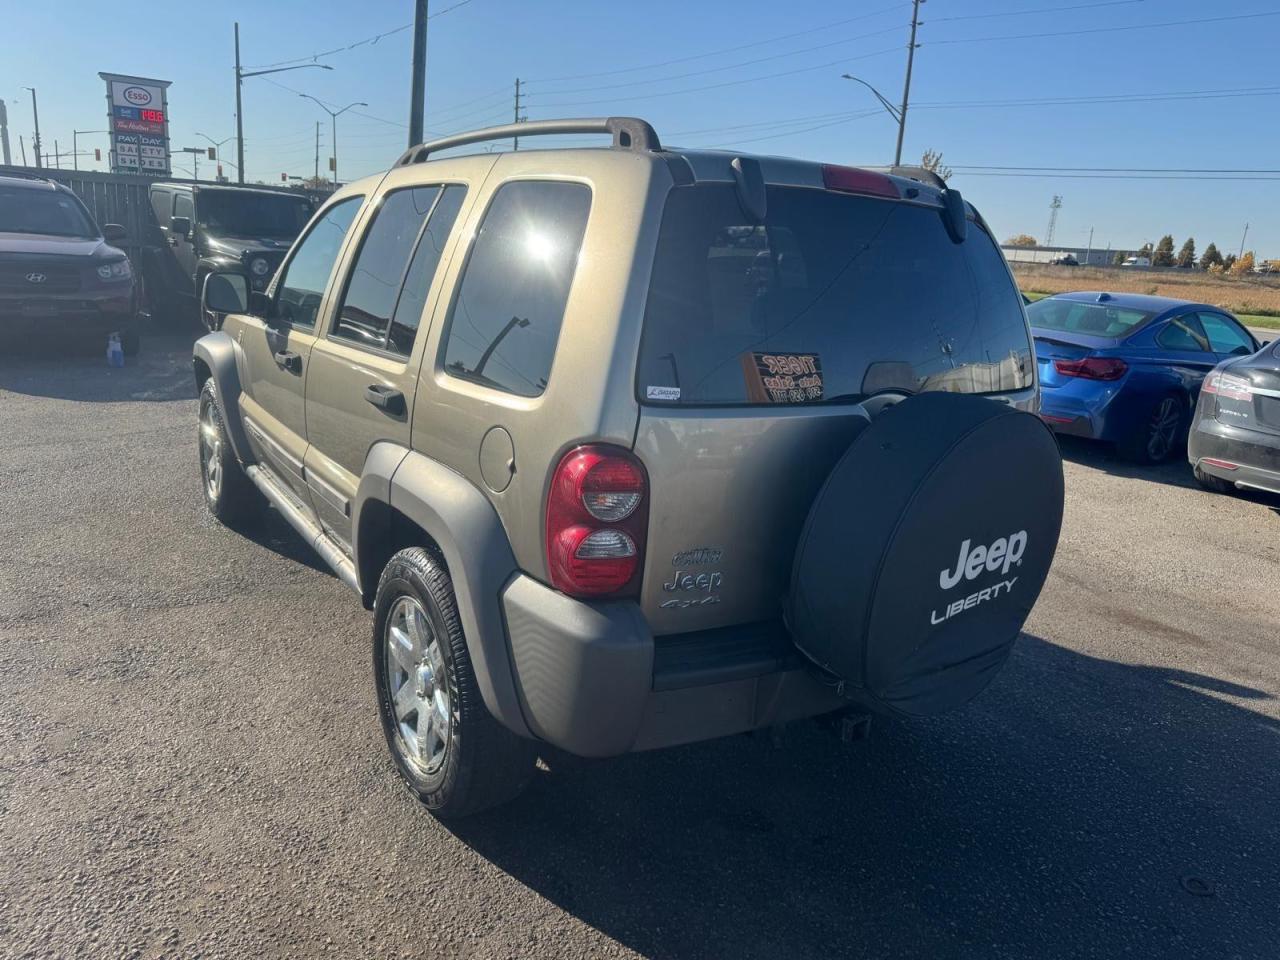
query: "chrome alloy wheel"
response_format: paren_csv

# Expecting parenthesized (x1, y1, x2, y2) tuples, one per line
(199, 401, 223, 502)
(1146, 396, 1181, 461)
(385, 595, 452, 776)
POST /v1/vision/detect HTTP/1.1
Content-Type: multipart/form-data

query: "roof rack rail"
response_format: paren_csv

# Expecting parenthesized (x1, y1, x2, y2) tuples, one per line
(396, 116, 662, 166)
(0, 169, 56, 184)
(884, 165, 949, 190)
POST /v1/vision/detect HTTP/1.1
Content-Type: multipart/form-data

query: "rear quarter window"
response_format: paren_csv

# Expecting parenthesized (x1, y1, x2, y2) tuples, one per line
(637, 184, 1033, 406)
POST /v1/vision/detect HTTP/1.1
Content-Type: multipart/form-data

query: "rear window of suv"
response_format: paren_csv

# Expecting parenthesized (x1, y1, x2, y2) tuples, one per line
(636, 184, 1033, 405)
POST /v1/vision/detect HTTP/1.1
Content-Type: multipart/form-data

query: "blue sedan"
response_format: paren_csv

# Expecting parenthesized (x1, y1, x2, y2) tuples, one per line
(1028, 292, 1261, 462)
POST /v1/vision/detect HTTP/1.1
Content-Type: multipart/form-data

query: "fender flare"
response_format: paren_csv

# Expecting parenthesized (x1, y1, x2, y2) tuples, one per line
(353, 445, 530, 739)
(192, 331, 254, 467)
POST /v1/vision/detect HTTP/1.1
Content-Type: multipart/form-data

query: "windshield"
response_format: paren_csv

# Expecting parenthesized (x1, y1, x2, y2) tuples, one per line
(0, 187, 97, 238)
(637, 184, 1033, 405)
(196, 190, 313, 238)
(1027, 298, 1153, 338)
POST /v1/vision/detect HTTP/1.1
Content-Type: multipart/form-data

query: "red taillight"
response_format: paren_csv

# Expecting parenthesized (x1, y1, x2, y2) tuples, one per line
(821, 164, 899, 199)
(1052, 356, 1129, 381)
(1202, 371, 1253, 400)
(546, 445, 648, 598)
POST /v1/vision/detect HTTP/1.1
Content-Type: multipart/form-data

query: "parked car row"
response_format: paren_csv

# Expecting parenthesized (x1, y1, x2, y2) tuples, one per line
(1028, 291, 1280, 496)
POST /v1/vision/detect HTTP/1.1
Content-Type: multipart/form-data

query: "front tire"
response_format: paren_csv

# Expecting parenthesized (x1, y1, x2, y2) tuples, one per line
(198, 378, 259, 525)
(373, 547, 534, 819)
(1120, 394, 1186, 464)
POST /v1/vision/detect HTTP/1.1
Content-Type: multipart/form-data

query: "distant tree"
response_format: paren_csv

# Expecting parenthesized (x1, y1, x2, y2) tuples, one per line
(1006, 234, 1038, 247)
(920, 148, 953, 182)
(1222, 253, 1238, 272)
(1138, 242, 1154, 260)
(1177, 237, 1196, 268)
(1200, 242, 1223, 270)
(1230, 251, 1255, 276)
(1113, 251, 1127, 266)
(1153, 235, 1177, 267)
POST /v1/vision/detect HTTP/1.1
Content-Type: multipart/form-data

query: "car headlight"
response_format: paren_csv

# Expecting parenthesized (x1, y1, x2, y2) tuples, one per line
(250, 257, 270, 277)
(96, 259, 132, 282)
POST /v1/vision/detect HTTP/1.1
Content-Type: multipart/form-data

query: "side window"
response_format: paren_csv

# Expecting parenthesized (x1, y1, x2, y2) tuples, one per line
(332, 184, 466, 356)
(173, 193, 193, 222)
(442, 181, 591, 396)
(1157, 314, 1210, 352)
(1198, 312, 1255, 356)
(274, 196, 362, 329)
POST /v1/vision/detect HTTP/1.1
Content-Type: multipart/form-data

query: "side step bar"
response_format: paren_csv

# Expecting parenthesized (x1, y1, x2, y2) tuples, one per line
(245, 464, 360, 594)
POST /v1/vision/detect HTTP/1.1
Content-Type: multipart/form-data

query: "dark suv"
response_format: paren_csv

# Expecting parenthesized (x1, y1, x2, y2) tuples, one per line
(0, 173, 138, 352)
(147, 183, 314, 330)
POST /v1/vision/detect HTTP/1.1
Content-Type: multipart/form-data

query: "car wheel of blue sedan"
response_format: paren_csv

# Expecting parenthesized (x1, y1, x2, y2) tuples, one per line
(1121, 394, 1186, 464)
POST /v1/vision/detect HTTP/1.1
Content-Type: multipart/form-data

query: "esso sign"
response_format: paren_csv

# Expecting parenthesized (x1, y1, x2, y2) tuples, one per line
(122, 87, 152, 106)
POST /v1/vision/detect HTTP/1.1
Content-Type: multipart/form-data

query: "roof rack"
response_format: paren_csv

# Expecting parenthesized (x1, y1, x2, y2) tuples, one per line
(0, 169, 56, 185)
(396, 116, 662, 166)
(885, 165, 949, 190)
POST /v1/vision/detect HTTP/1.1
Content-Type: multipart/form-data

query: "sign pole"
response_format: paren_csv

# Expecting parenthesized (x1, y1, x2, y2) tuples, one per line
(235, 22, 245, 185)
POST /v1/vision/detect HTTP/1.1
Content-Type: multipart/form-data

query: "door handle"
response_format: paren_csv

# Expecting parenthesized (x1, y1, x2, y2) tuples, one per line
(364, 384, 405, 415)
(273, 350, 302, 374)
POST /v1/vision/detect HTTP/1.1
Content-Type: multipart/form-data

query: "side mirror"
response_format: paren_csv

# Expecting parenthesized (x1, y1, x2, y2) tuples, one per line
(102, 223, 127, 245)
(170, 216, 191, 239)
(203, 271, 248, 316)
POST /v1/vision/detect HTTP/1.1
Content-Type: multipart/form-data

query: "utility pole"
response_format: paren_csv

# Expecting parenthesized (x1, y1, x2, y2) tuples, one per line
(180, 146, 205, 181)
(1085, 225, 1093, 265)
(512, 78, 524, 150)
(235, 22, 332, 187)
(0, 101, 11, 166)
(52, 139, 61, 169)
(235, 23, 244, 184)
(298, 95, 366, 188)
(1239, 222, 1250, 258)
(22, 87, 42, 169)
(894, 0, 924, 167)
(409, 0, 429, 147)
(1046, 195, 1062, 247)
(314, 121, 320, 182)
(19, 135, 27, 166)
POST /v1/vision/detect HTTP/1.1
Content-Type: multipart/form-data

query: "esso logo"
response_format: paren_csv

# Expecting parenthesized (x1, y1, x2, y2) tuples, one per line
(123, 87, 152, 106)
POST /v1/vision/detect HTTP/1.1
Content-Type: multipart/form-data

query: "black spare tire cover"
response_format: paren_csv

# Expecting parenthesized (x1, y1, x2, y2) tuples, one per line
(789, 393, 1064, 717)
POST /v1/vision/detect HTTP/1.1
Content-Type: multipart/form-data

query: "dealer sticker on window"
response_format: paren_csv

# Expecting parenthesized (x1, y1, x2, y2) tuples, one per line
(740, 352, 824, 403)
(646, 385, 682, 401)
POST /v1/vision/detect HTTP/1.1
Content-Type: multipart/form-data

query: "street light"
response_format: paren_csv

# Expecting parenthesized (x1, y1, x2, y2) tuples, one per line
(840, 74, 905, 165)
(298, 95, 367, 187)
(233, 21, 333, 184)
(72, 129, 109, 171)
(21, 86, 41, 169)
(196, 132, 237, 180)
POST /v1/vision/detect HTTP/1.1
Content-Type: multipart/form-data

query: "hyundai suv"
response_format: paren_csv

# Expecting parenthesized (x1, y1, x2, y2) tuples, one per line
(193, 117, 1065, 818)
(0, 173, 138, 352)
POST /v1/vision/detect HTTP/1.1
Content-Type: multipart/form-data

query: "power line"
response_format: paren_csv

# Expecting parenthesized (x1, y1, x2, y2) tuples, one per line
(912, 85, 1280, 109)
(528, 3, 910, 84)
(931, 10, 1280, 46)
(531, 45, 901, 109)
(929, 0, 1147, 23)
(524, 23, 907, 98)
(243, 0, 475, 69)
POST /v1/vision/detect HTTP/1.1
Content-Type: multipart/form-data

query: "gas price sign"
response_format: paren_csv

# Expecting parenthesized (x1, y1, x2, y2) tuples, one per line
(99, 73, 172, 175)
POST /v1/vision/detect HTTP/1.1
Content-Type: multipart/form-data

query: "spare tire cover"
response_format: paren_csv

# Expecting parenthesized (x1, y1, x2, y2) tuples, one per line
(789, 393, 1064, 717)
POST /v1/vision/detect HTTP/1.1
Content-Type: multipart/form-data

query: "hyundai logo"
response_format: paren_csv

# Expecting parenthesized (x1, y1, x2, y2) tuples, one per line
(25, 272, 46, 284)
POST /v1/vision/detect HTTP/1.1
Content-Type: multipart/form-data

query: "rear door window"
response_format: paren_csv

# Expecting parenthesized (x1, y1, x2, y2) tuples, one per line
(1157, 314, 1211, 352)
(441, 180, 591, 397)
(637, 184, 1032, 405)
(330, 184, 465, 356)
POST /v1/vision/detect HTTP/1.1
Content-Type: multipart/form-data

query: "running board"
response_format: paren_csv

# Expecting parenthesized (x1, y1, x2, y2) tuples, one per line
(245, 464, 360, 594)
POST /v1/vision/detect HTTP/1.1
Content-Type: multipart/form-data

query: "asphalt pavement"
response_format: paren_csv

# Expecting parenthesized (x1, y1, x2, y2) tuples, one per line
(2, 334, 1278, 959)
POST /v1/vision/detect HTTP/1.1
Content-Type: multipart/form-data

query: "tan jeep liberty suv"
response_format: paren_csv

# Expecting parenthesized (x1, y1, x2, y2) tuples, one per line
(195, 117, 1065, 818)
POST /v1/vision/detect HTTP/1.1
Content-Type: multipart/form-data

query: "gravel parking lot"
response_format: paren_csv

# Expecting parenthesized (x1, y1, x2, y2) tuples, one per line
(2, 334, 1278, 959)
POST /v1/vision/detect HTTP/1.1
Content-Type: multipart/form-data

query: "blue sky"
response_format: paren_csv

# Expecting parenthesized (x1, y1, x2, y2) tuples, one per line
(5, 0, 1278, 257)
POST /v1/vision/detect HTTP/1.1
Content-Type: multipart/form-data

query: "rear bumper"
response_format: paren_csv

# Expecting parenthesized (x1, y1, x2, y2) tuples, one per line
(1188, 418, 1280, 494)
(501, 574, 844, 757)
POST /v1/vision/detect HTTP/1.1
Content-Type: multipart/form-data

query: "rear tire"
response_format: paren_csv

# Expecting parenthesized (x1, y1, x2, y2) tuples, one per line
(1194, 464, 1234, 495)
(1120, 394, 1186, 464)
(373, 547, 535, 819)
(198, 378, 259, 526)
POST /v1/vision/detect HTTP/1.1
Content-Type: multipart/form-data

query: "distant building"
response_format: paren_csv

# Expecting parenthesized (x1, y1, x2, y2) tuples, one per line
(1001, 245, 1120, 267)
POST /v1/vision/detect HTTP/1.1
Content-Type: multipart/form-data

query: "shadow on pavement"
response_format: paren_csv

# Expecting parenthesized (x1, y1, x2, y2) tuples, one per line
(0, 332, 200, 403)
(449, 635, 1279, 959)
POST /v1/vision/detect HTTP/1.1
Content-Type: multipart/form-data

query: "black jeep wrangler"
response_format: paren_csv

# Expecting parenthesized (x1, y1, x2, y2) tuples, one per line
(145, 183, 314, 330)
